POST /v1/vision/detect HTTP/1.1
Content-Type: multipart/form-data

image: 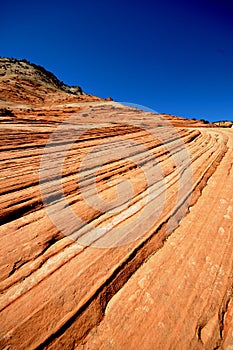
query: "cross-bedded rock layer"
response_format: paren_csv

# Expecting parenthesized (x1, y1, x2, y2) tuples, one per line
(0, 58, 232, 350)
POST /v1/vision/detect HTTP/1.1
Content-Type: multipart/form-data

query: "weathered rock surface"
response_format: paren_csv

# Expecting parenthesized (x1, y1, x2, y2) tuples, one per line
(79, 129, 233, 350)
(0, 59, 232, 350)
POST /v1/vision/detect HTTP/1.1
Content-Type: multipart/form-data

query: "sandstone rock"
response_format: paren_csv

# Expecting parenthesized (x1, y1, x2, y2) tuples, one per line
(0, 59, 232, 350)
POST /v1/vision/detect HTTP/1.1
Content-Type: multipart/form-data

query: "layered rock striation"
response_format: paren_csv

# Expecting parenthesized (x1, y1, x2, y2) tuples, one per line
(0, 58, 232, 350)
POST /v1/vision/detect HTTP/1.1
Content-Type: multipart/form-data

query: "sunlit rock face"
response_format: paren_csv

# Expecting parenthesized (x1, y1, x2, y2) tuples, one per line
(0, 58, 233, 350)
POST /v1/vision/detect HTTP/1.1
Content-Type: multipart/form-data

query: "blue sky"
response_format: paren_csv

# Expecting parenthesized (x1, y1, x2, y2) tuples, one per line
(1, 0, 233, 121)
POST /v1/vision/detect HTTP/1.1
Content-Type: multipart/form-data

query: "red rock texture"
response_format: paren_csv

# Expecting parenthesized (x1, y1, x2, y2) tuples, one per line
(78, 129, 233, 350)
(0, 58, 232, 350)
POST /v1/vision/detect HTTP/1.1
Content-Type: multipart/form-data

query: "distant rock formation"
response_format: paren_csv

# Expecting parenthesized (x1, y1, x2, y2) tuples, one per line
(213, 120, 233, 128)
(0, 57, 104, 106)
(0, 57, 83, 94)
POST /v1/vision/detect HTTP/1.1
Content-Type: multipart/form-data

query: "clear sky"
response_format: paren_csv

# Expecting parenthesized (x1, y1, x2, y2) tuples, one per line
(1, 0, 233, 121)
